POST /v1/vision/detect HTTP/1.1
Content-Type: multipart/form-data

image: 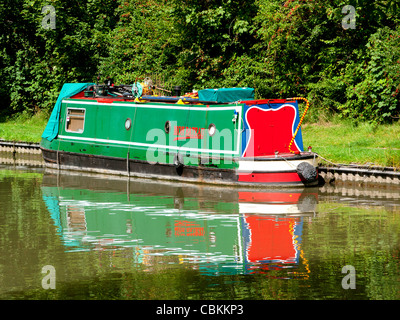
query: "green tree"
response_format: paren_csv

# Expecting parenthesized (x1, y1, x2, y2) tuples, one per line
(169, 0, 258, 90)
(0, 0, 119, 116)
(1, 0, 399, 123)
(251, 0, 400, 122)
(98, 0, 177, 86)
(341, 26, 400, 123)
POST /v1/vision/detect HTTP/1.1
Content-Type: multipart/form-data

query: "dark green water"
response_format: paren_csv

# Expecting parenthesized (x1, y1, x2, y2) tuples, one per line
(1, 165, 400, 300)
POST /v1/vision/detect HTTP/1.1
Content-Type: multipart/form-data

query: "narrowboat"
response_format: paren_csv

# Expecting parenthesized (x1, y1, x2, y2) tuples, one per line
(40, 80, 318, 187)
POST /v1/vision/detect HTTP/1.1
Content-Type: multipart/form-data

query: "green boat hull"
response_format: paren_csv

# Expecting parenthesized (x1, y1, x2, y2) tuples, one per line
(40, 84, 319, 187)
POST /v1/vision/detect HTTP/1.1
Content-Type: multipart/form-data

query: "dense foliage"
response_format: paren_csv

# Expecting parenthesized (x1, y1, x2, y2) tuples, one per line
(1, 0, 399, 123)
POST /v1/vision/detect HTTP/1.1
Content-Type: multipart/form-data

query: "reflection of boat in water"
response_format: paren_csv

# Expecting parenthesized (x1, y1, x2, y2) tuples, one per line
(42, 171, 317, 275)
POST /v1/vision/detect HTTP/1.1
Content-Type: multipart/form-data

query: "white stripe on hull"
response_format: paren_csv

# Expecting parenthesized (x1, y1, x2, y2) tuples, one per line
(237, 157, 317, 173)
(239, 203, 302, 215)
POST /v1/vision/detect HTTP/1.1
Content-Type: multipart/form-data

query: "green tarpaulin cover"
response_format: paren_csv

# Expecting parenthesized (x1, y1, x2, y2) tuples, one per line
(198, 87, 254, 103)
(42, 83, 94, 141)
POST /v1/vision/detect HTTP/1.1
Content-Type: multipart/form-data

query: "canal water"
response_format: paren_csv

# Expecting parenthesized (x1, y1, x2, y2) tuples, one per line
(1, 163, 400, 300)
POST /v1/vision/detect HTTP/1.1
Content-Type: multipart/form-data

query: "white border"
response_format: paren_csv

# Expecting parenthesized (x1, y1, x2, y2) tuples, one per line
(242, 104, 301, 157)
(237, 158, 316, 173)
(65, 107, 86, 134)
(62, 99, 242, 112)
(239, 203, 301, 215)
(58, 135, 240, 155)
(59, 100, 242, 155)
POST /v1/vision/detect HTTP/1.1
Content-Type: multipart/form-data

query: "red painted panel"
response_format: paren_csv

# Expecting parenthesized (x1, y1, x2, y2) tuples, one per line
(70, 91, 86, 99)
(69, 91, 135, 103)
(238, 172, 302, 183)
(238, 192, 302, 204)
(96, 98, 114, 103)
(243, 105, 300, 157)
(243, 99, 290, 105)
(245, 215, 297, 263)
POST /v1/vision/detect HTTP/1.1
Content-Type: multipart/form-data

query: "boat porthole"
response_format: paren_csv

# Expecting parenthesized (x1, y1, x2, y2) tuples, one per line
(125, 118, 132, 130)
(164, 121, 170, 133)
(208, 123, 216, 136)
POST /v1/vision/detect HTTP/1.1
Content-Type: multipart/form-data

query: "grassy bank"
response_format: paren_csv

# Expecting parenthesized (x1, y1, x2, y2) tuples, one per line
(0, 111, 48, 143)
(1, 113, 399, 168)
(302, 119, 400, 168)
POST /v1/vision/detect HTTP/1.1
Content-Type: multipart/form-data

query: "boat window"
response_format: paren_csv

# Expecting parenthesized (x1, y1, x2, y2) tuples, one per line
(125, 118, 132, 130)
(66, 108, 85, 133)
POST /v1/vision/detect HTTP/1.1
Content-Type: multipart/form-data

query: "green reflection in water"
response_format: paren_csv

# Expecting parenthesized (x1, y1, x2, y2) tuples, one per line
(1, 167, 400, 300)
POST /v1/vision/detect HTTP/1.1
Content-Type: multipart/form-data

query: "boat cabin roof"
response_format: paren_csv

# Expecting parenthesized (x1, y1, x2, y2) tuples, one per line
(68, 88, 293, 106)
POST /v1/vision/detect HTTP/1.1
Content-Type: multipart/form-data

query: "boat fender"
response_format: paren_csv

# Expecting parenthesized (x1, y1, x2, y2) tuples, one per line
(174, 153, 184, 168)
(296, 162, 317, 182)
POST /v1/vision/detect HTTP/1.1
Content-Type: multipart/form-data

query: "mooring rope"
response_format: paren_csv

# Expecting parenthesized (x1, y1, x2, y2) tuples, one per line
(287, 97, 310, 154)
(316, 152, 387, 172)
(284, 97, 391, 171)
(315, 153, 342, 167)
